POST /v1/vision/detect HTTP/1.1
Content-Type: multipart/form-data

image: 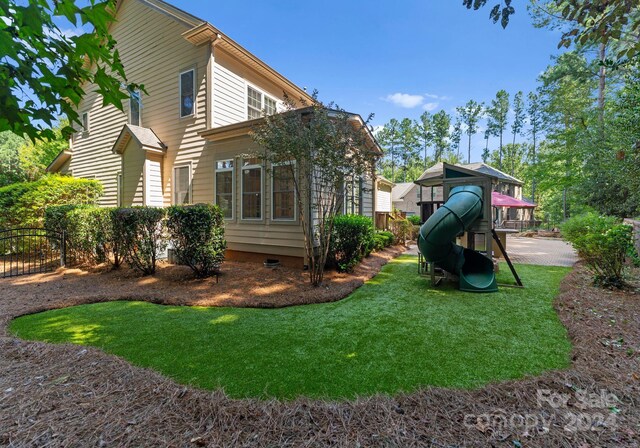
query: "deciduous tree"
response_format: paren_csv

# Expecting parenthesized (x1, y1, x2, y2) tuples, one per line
(0, 0, 143, 141)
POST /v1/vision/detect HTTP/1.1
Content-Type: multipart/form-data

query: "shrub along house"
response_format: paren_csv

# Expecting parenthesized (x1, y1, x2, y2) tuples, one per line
(47, 0, 381, 268)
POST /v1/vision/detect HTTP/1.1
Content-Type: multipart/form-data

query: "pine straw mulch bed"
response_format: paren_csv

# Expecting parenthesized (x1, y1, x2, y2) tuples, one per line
(0, 258, 639, 447)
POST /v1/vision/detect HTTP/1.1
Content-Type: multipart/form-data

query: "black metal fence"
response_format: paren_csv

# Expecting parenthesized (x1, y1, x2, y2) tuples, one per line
(0, 228, 65, 278)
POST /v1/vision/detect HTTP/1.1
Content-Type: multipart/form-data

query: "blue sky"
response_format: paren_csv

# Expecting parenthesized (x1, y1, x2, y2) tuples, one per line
(169, 0, 564, 162)
(63, 1, 564, 163)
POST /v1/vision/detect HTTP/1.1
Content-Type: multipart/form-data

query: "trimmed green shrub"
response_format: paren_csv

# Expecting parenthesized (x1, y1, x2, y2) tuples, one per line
(373, 234, 386, 251)
(329, 214, 375, 272)
(167, 204, 226, 278)
(377, 231, 395, 247)
(390, 218, 416, 245)
(0, 174, 102, 229)
(561, 213, 636, 288)
(45, 205, 114, 265)
(112, 207, 167, 275)
(407, 215, 422, 225)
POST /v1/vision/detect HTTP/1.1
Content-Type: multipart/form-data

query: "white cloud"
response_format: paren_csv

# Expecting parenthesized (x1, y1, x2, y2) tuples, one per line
(422, 102, 438, 111)
(384, 93, 424, 108)
(371, 125, 385, 136)
(424, 93, 452, 101)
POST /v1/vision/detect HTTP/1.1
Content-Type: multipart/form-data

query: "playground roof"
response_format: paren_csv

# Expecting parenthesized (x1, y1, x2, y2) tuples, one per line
(415, 162, 523, 186)
(492, 191, 536, 208)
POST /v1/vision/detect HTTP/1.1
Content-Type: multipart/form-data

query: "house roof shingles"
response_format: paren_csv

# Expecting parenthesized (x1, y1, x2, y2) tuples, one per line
(391, 182, 415, 202)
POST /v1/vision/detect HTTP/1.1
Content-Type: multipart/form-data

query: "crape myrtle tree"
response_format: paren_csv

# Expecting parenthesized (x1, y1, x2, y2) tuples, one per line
(251, 94, 377, 286)
(1, 0, 143, 141)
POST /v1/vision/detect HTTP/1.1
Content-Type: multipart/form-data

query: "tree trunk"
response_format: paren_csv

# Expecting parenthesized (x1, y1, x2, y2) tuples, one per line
(467, 134, 472, 164)
(598, 42, 606, 141)
(498, 131, 503, 170)
(531, 131, 537, 203)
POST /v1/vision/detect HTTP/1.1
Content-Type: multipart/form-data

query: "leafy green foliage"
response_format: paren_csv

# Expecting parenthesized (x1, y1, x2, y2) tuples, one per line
(407, 214, 421, 225)
(390, 217, 416, 246)
(486, 90, 510, 170)
(373, 230, 395, 250)
(45, 205, 113, 265)
(0, 131, 26, 186)
(112, 207, 167, 275)
(562, 213, 636, 288)
(329, 214, 375, 272)
(166, 204, 226, 278)
(0, 174, 102, 229)
(0, 0, 144, 141)
(456, 99, 484, 165)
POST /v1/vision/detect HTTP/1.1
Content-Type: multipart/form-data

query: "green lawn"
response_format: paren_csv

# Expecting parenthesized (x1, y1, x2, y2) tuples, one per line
(10, 255, 572, 399)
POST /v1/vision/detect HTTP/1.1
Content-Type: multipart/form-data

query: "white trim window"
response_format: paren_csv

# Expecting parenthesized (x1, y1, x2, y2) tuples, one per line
(271, 162, 296, 221)
(344, 177, 363, 215)
(81, 112, 90, 133)
(173, 164, 192, 205)
(129, 90, 141, 126)
(215, 159, 234, 219)
(247, 85, 276, 120)
(241, 157, 262, 220)
(179, 69, 195, 118)
(116, 172, 123, 207)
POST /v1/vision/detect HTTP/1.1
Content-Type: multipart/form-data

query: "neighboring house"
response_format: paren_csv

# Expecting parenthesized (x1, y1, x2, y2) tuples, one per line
(374, 176, 394, 229)
(47, 0, 379, 267)
(391, 182, 426, 217)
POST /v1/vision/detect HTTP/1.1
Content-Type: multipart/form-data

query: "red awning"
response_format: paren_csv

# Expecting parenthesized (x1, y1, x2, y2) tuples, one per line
(491, 191, 536, 208)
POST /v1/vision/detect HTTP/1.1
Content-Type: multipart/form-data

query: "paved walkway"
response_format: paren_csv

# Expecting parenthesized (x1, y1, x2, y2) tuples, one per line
(405, 236, 578, 267)
(504, 236, 577, 267)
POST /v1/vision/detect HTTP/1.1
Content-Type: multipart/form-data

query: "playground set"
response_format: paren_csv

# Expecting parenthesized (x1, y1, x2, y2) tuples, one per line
(415, 163, 522, 293)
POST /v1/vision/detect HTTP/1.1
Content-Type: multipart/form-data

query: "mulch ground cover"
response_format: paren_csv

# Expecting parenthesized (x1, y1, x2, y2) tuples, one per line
(0, 249, 639, 447)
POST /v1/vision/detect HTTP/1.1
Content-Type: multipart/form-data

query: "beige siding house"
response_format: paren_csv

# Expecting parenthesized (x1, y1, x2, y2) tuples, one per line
(48, 0, 380, 267)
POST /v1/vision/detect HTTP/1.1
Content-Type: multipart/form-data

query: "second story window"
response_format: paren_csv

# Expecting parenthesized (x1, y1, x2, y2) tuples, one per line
(247, 86, 277, 120)
(81, 112, 90, 133)
(129, 90, 141, 126)
(180, 69, 195, 118)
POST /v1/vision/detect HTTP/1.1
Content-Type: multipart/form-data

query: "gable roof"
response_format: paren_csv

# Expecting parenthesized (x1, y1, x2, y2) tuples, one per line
(416, 161, 523, 185)
(112, 125, 166, 154)
(392, 182, 415, 202)
(46, 150, 72, 173)
(118, 0, 312, 102)
(462, 162, 523, 184)
(376, 175, 395, 187)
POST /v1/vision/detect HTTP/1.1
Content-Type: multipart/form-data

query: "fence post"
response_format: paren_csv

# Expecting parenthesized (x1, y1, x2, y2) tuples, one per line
(60, 231, 66, 268)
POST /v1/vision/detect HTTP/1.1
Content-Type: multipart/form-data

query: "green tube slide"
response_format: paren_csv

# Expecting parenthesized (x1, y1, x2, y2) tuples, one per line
(417, 185, 498, 293)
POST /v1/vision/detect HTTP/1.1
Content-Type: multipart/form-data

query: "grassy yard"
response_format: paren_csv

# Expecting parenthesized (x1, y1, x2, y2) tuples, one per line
(10, 255, 572, 399)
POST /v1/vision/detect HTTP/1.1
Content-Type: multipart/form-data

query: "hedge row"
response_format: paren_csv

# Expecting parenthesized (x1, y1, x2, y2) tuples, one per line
(0, 174, 103, 229)
(45, 204, 226, 277)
